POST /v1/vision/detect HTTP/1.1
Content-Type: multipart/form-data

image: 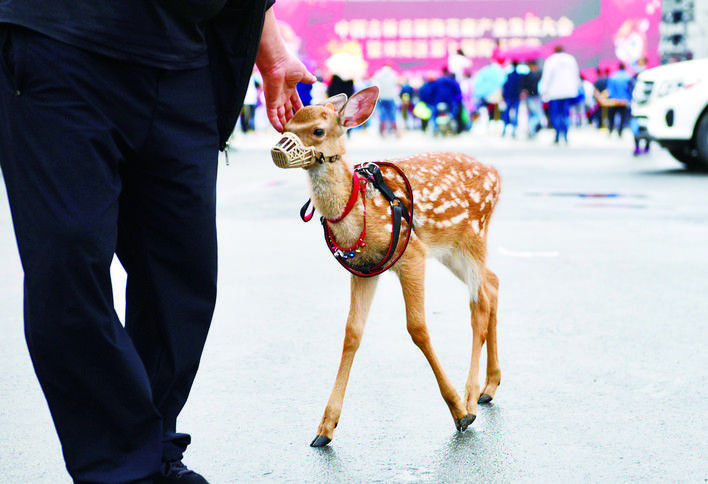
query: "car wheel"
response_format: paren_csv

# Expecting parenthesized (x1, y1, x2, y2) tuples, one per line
(668, 146, 707, 171)
(695, 111, 708, 165)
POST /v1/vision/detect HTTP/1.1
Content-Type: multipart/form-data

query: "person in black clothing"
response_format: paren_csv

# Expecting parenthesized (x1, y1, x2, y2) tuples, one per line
(326, 74, 355, 135)
(0, 1, 315, 483)
(592, 67, 610, 128)
(502, 61, 524, 137)
(522, 60, 544, 138)
(327, 74, 355, 100)
(593, 67, 609, 93)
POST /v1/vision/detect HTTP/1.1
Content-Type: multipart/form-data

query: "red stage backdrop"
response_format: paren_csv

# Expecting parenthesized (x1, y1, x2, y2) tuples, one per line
(275, 0, 661, 79)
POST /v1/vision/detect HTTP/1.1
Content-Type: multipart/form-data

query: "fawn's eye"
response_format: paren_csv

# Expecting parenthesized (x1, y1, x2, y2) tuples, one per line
(313, 128, 325, 137)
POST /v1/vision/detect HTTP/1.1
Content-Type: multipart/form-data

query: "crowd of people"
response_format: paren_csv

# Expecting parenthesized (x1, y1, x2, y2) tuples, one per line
(239, 46, 652, 155)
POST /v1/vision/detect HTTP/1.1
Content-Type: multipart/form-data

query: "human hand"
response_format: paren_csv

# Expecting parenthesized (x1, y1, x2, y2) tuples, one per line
(259, 54, 316, 132)
(256, 9, 316, 132)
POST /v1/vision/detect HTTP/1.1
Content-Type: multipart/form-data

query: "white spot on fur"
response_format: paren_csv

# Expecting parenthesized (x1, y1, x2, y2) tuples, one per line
(435, 220, 453, 228)
(472, 220, 480, 234)
(433, 199, 458, 214)
(413, 213, 428, 226)
(429, 185, 444, 201)
(450, 211, 469, 224)
(417, 201, 434, 212)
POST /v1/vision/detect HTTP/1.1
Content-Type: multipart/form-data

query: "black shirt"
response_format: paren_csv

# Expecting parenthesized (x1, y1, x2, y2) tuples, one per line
(523, 70, 542, 97)
(0, 0, 228, 68)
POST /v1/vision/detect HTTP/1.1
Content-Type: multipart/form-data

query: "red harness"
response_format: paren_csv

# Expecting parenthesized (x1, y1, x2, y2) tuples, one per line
(300, 162, 414, 277)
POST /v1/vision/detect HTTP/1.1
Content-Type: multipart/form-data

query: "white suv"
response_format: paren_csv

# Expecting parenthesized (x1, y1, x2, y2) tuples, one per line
(631, 58, 708, 169)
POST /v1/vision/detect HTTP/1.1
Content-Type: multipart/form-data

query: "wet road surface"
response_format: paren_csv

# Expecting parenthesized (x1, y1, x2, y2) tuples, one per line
(1, 127, 706, 482)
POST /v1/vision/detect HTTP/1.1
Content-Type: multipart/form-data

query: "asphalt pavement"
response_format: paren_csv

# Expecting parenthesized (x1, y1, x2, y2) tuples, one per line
(1, 125, 706, 482)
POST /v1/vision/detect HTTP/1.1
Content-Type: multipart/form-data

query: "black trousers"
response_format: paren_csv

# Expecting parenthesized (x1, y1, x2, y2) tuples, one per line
(608, 104, 630, 136)
(0, 26, 219, 483)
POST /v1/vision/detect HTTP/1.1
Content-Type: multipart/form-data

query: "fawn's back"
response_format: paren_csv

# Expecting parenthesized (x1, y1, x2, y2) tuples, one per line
(373, 152, 500, 260)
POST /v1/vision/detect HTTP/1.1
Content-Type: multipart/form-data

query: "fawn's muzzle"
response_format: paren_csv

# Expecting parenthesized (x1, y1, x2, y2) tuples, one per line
(271, 132, 318, 169)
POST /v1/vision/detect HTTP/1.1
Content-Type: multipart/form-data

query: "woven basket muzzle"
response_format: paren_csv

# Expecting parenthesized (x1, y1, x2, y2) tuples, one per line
(271, 132, 318, 169)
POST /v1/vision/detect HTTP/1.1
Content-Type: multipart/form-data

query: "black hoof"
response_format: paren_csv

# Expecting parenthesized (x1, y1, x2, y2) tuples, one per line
(310, 435, 332, 447)
(478, 393, 493, 404)
(455, 414, 476, 432)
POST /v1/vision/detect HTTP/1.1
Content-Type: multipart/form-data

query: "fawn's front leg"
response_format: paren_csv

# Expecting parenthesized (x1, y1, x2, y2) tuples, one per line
(395, 242, 474, 432)
(311, 275, 379, 447)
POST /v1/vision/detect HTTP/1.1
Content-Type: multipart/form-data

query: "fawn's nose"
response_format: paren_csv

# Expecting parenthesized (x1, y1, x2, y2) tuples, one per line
(271, 132, 317, 169)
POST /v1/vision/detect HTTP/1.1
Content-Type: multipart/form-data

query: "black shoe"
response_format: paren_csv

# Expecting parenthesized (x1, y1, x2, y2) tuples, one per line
(155, 460, 209, 484)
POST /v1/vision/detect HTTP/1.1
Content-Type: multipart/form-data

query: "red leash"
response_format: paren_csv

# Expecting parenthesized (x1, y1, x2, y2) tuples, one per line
(300, 162, 414, 277)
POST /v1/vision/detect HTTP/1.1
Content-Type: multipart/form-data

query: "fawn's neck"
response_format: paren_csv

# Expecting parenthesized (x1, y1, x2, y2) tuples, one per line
(307, 157, 359, 221)
(307, 157, 369, 249)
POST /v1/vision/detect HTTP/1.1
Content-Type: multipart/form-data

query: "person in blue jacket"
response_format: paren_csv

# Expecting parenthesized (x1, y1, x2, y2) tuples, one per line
(606, 63, 635, 137)
(0, 1, 314, 482)
(430, 68, 463, 134)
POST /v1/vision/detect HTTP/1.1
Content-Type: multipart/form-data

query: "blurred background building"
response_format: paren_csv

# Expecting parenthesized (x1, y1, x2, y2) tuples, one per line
(274, 0, 708, 83)
(660, 0, 708, 61)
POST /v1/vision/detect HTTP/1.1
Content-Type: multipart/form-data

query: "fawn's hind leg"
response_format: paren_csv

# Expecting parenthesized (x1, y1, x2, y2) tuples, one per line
(437, 251, 500, 418)
(478, 269, 500, 404)
(395, 241, 473, 432)
(462, 267, 500, 417)
(463, 282, 489, 419)
(435, 251, 492, 418)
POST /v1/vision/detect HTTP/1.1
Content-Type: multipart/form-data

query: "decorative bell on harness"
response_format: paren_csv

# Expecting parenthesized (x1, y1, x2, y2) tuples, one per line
(271, 132, 318, 169)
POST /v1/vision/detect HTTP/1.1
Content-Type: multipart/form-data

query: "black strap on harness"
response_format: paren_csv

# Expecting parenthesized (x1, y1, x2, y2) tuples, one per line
(300, 161, 414, 277)
(358, 163, 411, 223)
(300, 198, 315, 222)
(352, 163, 412, 274)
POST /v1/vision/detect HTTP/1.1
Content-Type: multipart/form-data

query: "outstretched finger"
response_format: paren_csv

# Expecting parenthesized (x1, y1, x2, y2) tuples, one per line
(291, 93, 304, 112)
(268, 107, 284, 133)
(283, 100, 295, 123)
(277, 103, 290, 131)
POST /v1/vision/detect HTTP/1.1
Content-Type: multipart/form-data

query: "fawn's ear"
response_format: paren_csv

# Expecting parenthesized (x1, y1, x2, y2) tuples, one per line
(321, 93, 348, 112)
(340, 86, 379, 128)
